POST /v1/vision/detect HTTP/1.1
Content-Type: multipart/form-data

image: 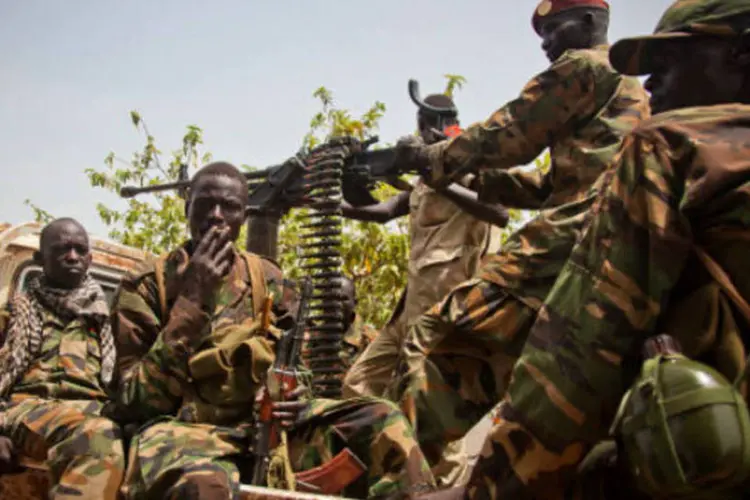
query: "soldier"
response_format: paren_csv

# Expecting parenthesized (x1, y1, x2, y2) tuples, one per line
(0, 218, 125, 498)
(428, 0, 750, 497)
(110, 162, 435, 499)
(387, 0, 651, 470)
(342, 92, 509, 399)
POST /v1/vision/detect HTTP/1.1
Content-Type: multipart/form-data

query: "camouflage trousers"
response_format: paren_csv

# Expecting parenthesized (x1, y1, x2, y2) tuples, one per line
(386, 278, 536, 469)
(122, 396, 435, 500)
(343, 312, 405, 399)
(0, 395, 125, 499)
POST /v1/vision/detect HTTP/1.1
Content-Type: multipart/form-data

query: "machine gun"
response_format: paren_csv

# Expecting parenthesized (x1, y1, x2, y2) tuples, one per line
(118, 79, 457, 213)
(251, 277, 366, 494)
(119, 136, 405, 260)
(120, 136, 402, 209)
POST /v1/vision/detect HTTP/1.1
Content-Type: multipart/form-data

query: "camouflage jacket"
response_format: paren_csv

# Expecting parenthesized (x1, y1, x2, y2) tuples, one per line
(0, 304, 109, 402)
(111, 243, 295, 424)
(429, 45, 651, 309)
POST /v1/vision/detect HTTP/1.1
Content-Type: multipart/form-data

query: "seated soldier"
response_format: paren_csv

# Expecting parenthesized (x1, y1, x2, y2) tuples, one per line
(0, 218, 125, 499)
(426, 0, 750, 497)
(109, 162, 435, 500)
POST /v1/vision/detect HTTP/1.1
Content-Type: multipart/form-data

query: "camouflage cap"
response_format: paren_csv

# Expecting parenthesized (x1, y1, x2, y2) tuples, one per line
(610, 0, 750, 75)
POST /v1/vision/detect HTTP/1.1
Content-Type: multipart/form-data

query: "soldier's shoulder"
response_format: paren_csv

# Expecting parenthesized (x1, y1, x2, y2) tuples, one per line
(238, 250, 284, 282)
(558, 46, 611, 70)
(260, 256, 284, 282)
(544, 46, 622, 87)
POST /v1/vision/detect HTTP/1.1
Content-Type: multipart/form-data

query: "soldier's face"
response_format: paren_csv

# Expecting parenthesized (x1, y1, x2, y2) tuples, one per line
(39, 221, 91, 289)
(417, 113, 440, 144)
(187, 175, 246, 245)
(539, 11, 594, 62)
(645, 37, 747, 114)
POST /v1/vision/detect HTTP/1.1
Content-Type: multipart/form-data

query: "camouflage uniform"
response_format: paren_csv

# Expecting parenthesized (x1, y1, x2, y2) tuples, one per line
(388, 44, 650, 467)
(344, 177, 493, 398)
(112, 244, 434, 500)
(0, 303, 125, 499)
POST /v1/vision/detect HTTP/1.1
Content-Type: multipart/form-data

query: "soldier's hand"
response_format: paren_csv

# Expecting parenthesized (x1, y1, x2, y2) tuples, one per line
(0, 436, 20, 474)
(394, 135, 430, 174)
(180, 225, 234, 308)
(271, 385, 310, 429)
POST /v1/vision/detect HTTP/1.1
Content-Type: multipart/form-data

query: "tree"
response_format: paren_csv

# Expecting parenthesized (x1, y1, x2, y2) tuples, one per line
(23, 200, 54, 224)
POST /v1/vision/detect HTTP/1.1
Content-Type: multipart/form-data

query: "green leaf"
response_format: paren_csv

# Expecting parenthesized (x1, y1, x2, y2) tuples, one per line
(130, 110, 141, 128)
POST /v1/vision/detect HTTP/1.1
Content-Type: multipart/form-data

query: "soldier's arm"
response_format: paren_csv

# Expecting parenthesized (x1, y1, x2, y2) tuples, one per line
(111, 273, 211, 421)
(341, 191, 410, 223)
(434, 183, 510, 227)
(427, 53, 598, 186)
(470, 167, 553, 209)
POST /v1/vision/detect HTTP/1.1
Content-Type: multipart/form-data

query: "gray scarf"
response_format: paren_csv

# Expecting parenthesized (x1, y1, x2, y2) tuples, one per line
(0, 274, 116, 398)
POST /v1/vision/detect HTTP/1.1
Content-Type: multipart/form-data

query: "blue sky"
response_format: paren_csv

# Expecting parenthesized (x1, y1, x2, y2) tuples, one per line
(0, 0, 672, 238)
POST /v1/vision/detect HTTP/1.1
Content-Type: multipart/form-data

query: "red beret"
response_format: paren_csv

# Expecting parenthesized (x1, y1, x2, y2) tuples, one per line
(443, 125, 462, 138)
(532, 0, 610, 34)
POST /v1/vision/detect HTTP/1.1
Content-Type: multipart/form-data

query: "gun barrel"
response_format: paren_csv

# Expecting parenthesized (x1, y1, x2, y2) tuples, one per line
(119, 180, 191, 198)
(119, 168, 275, 199)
